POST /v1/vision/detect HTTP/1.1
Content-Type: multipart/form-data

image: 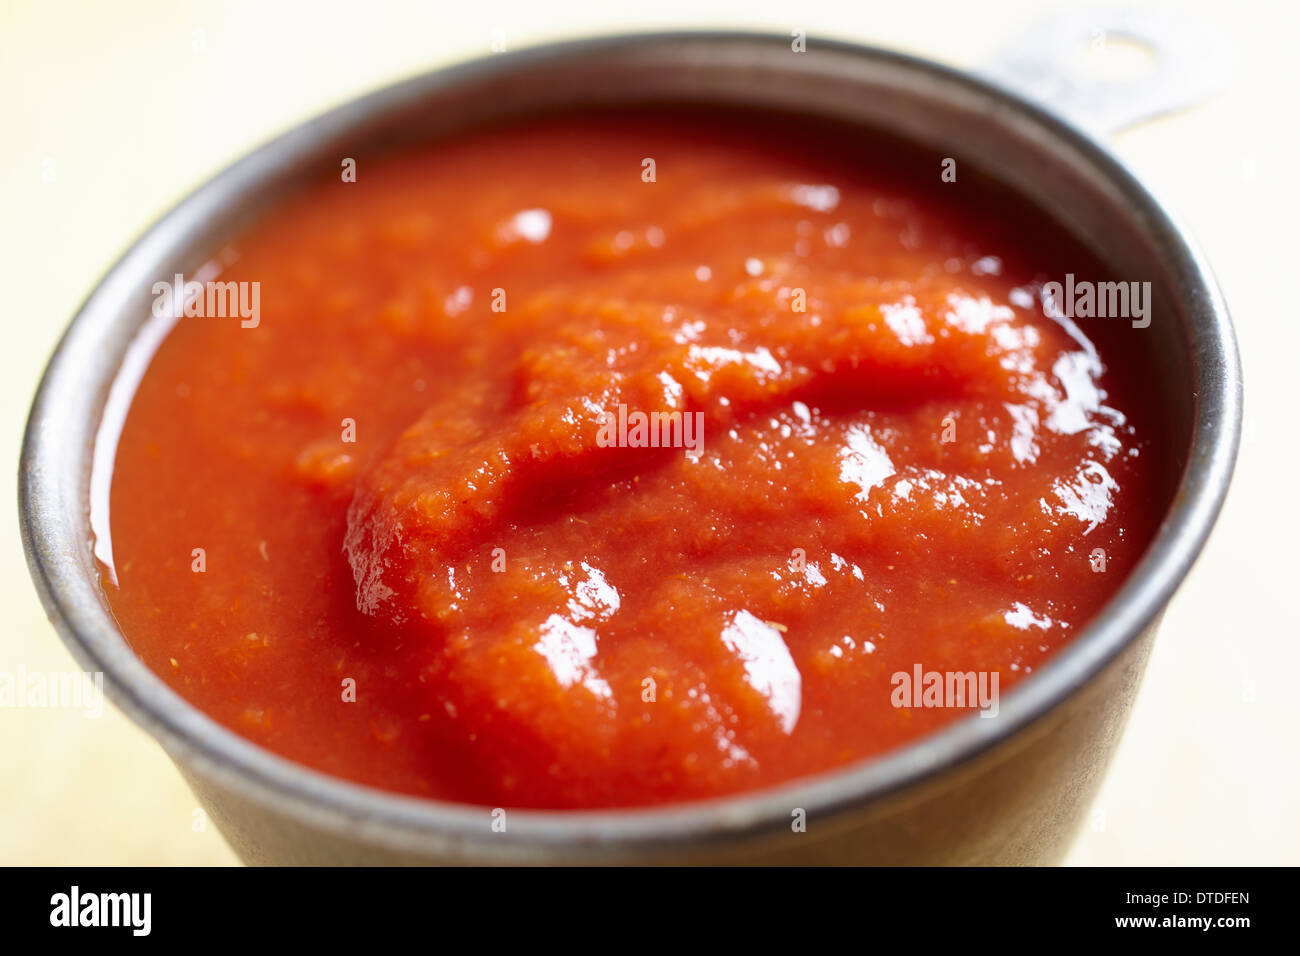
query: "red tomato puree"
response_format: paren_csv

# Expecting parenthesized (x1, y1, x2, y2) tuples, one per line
(104, 109, 1166, 808)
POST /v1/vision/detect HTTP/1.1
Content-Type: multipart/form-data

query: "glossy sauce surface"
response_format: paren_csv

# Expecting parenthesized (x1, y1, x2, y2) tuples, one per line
(104, 110, 1166, 808)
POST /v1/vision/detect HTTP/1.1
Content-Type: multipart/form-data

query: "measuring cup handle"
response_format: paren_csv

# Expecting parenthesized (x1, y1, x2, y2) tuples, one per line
(976, 4, 1229, 136)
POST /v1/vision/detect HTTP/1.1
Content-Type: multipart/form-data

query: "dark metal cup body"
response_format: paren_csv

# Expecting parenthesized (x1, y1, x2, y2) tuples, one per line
(19, 34, 1241, 865)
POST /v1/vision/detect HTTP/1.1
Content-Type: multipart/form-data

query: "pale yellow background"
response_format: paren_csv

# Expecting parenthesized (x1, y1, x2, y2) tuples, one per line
(1, 0, 1296, 865)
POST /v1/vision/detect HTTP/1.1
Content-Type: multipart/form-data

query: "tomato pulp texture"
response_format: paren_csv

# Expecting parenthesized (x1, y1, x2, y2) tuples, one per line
(105, 109, 1167, 808)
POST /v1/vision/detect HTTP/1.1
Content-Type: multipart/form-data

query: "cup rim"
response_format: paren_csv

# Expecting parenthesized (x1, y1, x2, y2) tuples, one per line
(18, 30, 1242, 858)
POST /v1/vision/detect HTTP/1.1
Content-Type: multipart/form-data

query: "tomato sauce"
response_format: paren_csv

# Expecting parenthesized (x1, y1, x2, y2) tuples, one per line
(103, 109, 1167, 808)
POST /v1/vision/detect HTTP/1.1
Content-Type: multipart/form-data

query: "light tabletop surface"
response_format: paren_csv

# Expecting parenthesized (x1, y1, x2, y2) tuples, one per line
(2, 0, 1295, 865)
